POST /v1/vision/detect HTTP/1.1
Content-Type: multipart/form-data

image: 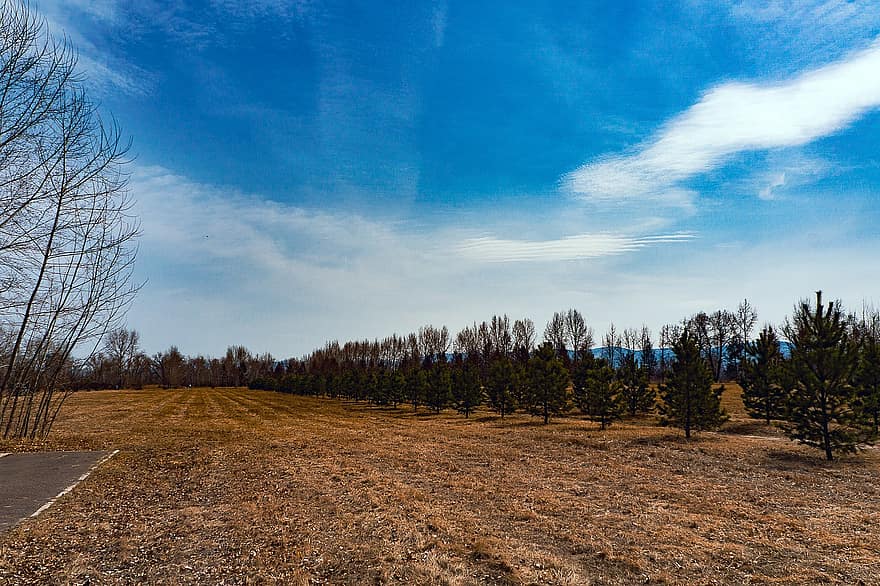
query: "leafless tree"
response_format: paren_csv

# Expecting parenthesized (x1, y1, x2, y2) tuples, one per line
(565, 309, 593, 362)
(602, 323, 621, 367)
(0, 3, 139, 439)
(708, 310, 735, 381)
(489, 314, 512, 357)
(658, 323, 681, 382)
(102, 327, 139, 389)
(512, 318, 535, 359)
(417, 325, 449, 361)
(543, 311, 568, 356)
(684, 310, 735, 381)
(152, 347, 184, 389)
(731, 298, 759, 377)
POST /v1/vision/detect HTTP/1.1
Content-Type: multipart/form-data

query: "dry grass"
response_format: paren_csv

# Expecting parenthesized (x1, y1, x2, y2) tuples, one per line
(1, 384, 879, 585)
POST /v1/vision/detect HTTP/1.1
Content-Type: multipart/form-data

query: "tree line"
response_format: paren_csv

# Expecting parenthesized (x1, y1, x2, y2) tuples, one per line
(80, 294, 880, 460)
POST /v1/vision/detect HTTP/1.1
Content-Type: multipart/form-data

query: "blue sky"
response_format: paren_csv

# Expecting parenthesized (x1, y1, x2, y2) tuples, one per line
(36, 0, 880, 357)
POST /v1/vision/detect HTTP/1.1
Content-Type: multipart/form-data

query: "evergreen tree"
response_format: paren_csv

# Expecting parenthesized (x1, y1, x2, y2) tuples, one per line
(406, 367, 428, 412)
(425, 357, 452, 414)
(525, 343, 571, 424)
(855, 322, 880, 434)
(740, 326, 787, 424)
(388, 369, 407, 408)
(782, 292, 873, 460)
(572, 354, 596, 416)
(486, 356, 518, 418)
(452, 360, 483, 417)
(583, 363, 624, 429)
(660, 331, 727, 438)
(372, 369, 390, 405)
(618, 352, 655, 416)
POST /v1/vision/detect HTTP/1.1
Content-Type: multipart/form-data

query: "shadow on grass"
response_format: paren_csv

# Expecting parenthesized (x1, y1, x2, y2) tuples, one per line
(763, 448, 833, 469)
(625, 432, 688, 447)
(721, 419, 783, 437)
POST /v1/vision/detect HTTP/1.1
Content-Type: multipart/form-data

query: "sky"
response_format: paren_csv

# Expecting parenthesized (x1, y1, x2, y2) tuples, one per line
(33, 0, 880, 358)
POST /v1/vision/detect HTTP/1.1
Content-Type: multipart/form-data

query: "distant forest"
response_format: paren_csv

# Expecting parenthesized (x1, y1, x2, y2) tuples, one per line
(80, 292, 879, 460)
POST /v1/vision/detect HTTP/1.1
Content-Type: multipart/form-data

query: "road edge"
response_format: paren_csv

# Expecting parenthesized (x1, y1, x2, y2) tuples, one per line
(28, 449, 120, 520)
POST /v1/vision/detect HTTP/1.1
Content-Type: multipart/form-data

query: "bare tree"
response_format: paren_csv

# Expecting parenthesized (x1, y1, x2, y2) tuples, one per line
(417, 325, 449, 361)
(512, 318, 535, 361)
(0, 3, 139, 439)
(489, 314, 512, 357)
(731, 298, 759, 379)
(543, 311, 568, 357)
(102, 327, 139, 389)
(152, 347, 184, 389)
(602, 323, 621, 367)
(565, 309, 593, 362)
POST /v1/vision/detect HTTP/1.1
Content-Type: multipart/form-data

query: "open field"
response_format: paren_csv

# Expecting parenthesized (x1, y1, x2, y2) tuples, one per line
(1, 386, 879, 585)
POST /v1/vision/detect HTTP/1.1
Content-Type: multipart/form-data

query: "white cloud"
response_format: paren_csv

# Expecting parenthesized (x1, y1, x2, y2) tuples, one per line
(567, 39, 880, 204)
(457, 232, 695, 263)
(124, 166, 694, 356)
(34, 0, 153, 95)
(124, 165, 880, 358)
(758, 172, 786, 201)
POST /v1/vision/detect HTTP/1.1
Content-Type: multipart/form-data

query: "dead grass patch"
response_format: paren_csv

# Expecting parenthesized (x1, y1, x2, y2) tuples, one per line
(0, 385, 877, 584)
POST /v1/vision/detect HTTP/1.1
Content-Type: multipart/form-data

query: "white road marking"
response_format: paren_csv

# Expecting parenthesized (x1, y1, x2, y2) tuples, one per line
(28, 449, 119, 520)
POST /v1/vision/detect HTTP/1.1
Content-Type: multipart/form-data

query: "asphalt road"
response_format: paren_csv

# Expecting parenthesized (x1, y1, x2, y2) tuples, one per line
(0, 451, 112, 532)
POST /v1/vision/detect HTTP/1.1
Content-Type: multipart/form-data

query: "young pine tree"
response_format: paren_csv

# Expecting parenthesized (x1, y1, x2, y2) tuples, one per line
(572, 355, 596, 416)
(583, 363, 624, 429)
(486, 356, 518, 418)
(740, 325, 787, 424)
(452, 360, 483, 418)
(388, 369, 407, 408)
(426, 358, 452, 414)
(618, 352, 655, 416)
(783, 292, 873, 460)
(525, 343, 571, 424)
(406, 367, 428, 412)
(660, 331, 727, 438)
(855, 327, 880, 435)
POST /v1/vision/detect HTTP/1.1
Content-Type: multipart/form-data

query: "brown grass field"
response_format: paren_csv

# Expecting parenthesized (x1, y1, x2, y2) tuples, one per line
(0, 385, 879, 585)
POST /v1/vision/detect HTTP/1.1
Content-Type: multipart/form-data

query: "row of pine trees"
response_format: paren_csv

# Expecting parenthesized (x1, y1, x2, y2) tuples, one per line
(246, 291, 879, 461)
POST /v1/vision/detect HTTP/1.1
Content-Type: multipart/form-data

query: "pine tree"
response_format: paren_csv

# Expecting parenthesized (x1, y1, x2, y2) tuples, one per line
(372, 369, 390, 405)
(660, 330, 727, 438)
(406, 367, 428, 412)
(425, 357, 452, 414)
(388, 369, 407, 408)
(452, 360, 483, 417)
(525, 343, 571, 424)
(486, 356, 518, 418)
(855, 323, 880, 434)
(783, 292, 873, 460)
(740, 326, 787, 424)
(572, 355, 596, 416)
(583, 363, 624, 429)
(618, 352, 655, 416)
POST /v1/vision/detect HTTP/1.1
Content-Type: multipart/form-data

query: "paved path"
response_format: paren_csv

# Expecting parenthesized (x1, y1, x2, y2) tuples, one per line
(0, 451, 116, 532)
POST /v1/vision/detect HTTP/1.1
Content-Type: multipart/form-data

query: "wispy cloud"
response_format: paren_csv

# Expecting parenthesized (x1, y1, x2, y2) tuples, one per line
(431, 2, 448, 48)
(758, 173, 786, 201)
(35, 0, 153, 95)
(566, 39, 880, 205)
(726, 0, 880, 67)
(457, 232, 695, 263)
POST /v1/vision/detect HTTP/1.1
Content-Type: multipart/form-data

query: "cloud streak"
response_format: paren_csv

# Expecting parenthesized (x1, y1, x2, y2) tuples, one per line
(457, 232, 695, 263)
(567, 38, 880, 203)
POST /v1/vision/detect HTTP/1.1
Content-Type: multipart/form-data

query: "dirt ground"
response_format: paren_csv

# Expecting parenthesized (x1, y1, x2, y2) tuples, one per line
(0, 385, 878, 585)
